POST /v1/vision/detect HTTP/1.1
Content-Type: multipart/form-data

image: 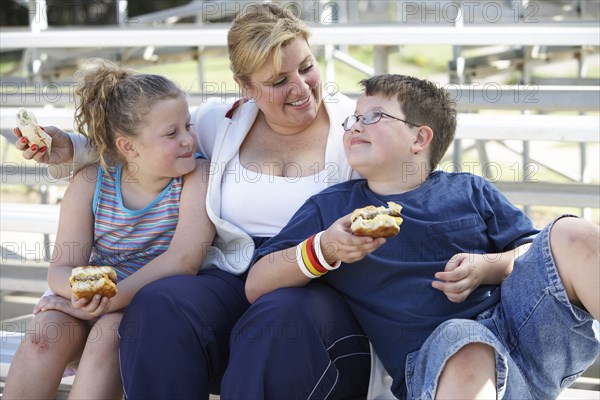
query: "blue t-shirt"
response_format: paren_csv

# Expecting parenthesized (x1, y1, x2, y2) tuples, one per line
(253, 171, 539, 396)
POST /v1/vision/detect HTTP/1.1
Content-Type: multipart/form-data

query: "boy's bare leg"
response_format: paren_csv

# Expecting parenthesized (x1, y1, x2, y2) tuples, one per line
(551, 217, 600, 320)
(69, 312, 124, 400)
(436, 342, 497, 400)
(3, 311, 88, 400)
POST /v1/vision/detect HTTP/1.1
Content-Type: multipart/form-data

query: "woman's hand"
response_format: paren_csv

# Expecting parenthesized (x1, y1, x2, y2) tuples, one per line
(320, 214, 387, 265)
(14, 125, 74, 164)
(33, 294, 110, 320)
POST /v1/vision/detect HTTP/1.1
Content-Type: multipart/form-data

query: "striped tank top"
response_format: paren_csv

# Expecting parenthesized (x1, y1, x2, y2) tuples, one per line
(89, 164, 182, 281)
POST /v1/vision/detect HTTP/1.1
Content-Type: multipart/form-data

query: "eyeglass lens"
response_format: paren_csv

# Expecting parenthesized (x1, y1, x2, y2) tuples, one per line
(342, 110, 382, 130)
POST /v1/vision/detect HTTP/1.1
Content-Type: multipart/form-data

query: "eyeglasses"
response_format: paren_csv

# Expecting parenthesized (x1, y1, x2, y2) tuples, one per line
(342, 109, 419, 131)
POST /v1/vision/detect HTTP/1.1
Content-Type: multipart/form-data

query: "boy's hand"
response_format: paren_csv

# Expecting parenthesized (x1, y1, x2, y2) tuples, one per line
(14, 125, 74, 164)
(431, 253, 488, 303)
(320, 213, 387, 264)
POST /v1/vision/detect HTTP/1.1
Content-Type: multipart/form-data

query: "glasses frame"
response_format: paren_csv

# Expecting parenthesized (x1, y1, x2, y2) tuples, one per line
(342, 110, 420, 131)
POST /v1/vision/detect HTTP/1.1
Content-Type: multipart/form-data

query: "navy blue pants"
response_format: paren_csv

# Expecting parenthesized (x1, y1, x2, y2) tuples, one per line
(119, 269, 249, 400)
(221, 282, 371, 399)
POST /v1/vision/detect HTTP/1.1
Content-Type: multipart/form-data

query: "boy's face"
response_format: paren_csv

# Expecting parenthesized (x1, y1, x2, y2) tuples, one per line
(343, 94, 419, 179)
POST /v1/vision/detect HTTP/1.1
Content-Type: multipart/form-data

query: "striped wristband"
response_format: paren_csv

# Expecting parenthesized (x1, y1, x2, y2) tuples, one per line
(313, 231, 341, 271)
(296, 232, 341, 279)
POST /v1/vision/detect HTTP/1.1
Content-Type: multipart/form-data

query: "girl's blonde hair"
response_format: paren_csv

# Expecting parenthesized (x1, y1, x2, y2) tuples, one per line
(74, 58, 183, 170)
(227, 3, 311, 84)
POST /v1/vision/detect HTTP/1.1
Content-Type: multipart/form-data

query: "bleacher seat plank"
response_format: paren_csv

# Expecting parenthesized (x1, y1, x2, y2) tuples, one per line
(3, 107, 599, 143)
(2, 86, 599, 113)
(1, 25, 599, 48)
(0, 203, 60, 235)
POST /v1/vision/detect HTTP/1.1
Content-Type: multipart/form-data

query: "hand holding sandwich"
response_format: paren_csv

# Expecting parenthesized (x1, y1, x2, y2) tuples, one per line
(246, 205, 399, 303)
(33, 293, 111, 321)
(318, 202, 403, 265)
(318, 213, 388, 265)
(14, 118, 74, 165)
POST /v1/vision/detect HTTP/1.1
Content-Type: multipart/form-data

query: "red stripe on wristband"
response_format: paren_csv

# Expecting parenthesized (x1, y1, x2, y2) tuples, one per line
(306, 234, 328, 274)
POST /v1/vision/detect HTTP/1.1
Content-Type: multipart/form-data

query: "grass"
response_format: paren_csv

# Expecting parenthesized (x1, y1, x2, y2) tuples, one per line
(131, 45, 454, 94)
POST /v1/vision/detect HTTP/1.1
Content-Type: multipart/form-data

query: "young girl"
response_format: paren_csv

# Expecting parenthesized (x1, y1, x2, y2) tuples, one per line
(3, 58, 215, 399)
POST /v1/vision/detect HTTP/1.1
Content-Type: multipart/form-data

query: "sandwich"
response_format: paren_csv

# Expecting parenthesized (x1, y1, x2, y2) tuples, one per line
(16, 108, 52, 154)
(70, 266, 118, 300)
(350, 201, 403, 238)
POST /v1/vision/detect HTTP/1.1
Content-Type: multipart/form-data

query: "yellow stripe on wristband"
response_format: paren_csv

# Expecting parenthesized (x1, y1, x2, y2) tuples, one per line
(306, 235, 328, 274)
(301, 239, 325, 277)
(296, 242, 317, 279)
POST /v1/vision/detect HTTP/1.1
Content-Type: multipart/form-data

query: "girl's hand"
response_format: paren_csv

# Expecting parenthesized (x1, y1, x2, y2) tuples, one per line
(71, 294, 111, 319)
(14, 125, 74, 164)
(33, 294, 109, 320)
(320, 214, 387, 265)
(432, 253, 488, 303)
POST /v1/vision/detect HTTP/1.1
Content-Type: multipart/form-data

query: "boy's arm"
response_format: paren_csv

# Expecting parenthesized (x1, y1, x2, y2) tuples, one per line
(432, 244, 530, 303)
(246, 247, 311, 304)
(106, 158, 215, 312)
(481, 244, 530, 283)
(246, 214, 386, 303)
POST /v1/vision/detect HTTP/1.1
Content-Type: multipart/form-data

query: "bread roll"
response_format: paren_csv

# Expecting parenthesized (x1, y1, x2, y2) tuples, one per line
(350, 201, 403, 238)
(16, 108, 52, 154)
(70, 266, 118, 299)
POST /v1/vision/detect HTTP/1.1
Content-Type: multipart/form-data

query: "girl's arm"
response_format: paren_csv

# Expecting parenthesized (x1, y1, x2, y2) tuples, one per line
(106, 158, 215, 312)
(47, 164, 97, 297)
(432, 243, 531, 303)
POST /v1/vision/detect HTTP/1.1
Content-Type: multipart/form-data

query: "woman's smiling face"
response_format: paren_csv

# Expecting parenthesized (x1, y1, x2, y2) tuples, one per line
(244, 37, 323, 134)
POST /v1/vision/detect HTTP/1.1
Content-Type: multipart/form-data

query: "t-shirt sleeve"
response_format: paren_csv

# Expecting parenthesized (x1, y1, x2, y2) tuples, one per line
(481, 179, 540, 250)
(251, 198, 325, 265)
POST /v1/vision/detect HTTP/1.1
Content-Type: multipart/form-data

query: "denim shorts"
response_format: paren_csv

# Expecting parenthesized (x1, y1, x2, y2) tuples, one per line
(405, 216, 600, 399)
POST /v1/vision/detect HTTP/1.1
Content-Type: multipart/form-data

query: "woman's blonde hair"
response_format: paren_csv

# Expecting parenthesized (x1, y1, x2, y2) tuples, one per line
(227, 3, 311, 84)
(74, 58, 183, 170)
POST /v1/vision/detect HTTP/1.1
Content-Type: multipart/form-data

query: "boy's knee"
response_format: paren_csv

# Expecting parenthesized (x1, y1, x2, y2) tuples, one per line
(437, 343, 497, 398)
(550, 217, 600, 282)
(551, 217, 599, 255)
(445, 342, 494, 371)
(550, 217, 600, 318)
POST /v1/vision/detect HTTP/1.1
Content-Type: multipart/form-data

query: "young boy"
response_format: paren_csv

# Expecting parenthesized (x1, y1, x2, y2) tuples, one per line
(245, 74, 600, 398)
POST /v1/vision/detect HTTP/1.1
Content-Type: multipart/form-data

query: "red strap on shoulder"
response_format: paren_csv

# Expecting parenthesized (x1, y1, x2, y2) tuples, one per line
(225, 98, 248, 119)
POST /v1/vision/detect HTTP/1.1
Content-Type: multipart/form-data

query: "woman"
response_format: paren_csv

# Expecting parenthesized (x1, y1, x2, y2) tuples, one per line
(16, 4, 371, 399)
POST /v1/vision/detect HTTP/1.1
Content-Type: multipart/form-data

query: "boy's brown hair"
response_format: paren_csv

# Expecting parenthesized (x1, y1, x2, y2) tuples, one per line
(359, 74, 457, 171)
